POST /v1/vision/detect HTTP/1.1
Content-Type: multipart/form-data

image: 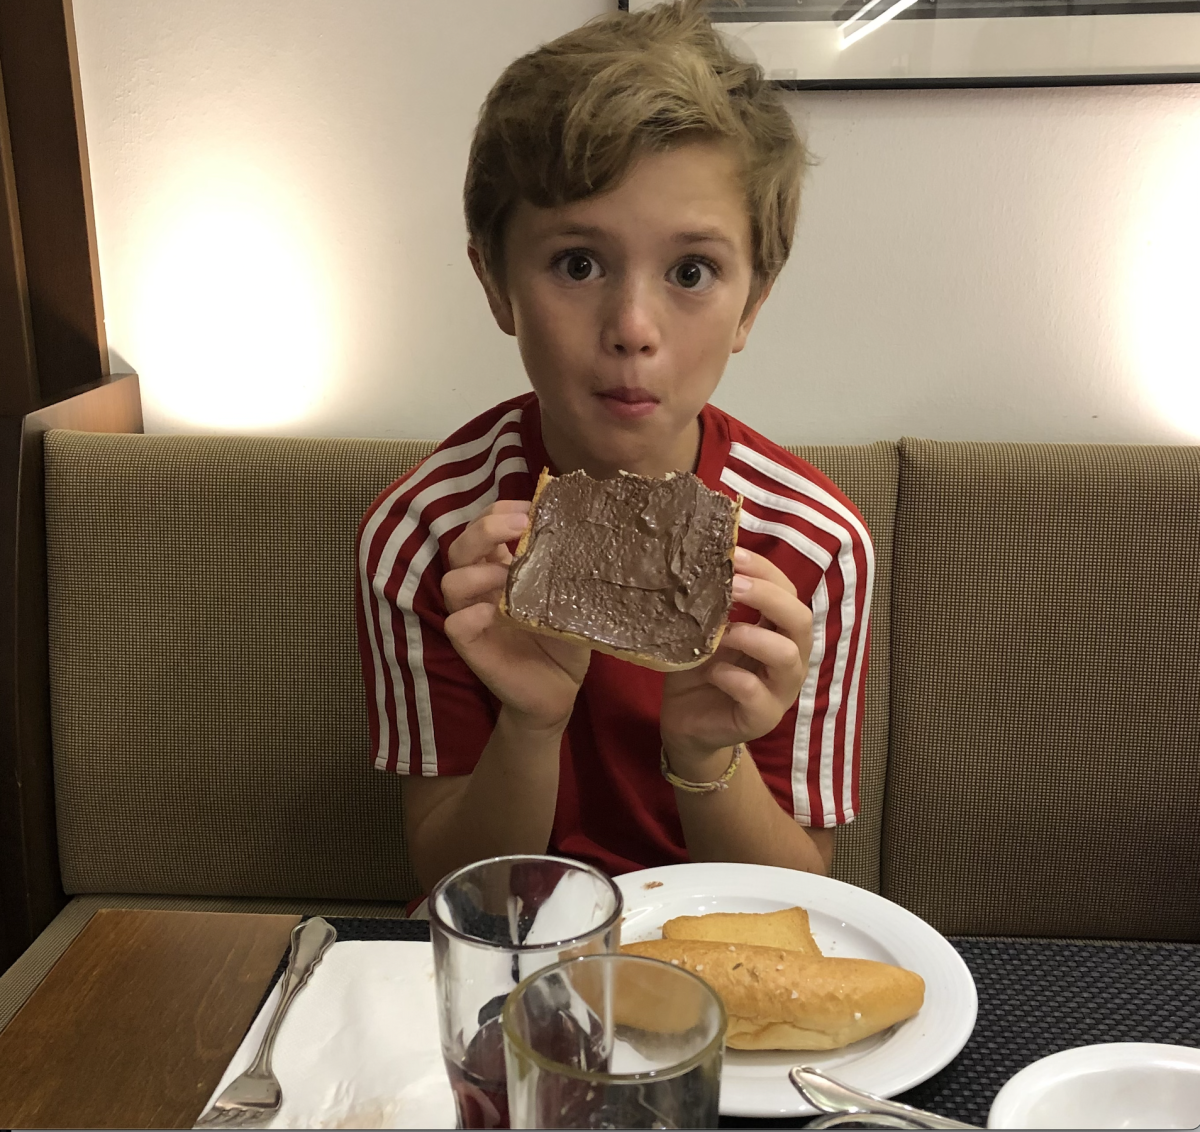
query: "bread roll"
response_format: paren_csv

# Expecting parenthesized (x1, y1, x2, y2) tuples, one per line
(662, 907, 821, 959)
(621, 939, 925, 1050)
(567, 955, 709, 1036)
(500, 468, 741, 672)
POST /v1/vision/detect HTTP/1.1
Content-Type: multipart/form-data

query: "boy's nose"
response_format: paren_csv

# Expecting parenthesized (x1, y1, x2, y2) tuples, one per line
(601, 281, 661, 356)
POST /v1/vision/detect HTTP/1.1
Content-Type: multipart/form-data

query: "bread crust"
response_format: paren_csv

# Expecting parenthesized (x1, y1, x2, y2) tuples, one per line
(621, 938, 925, 1051)
(499, 468, 742, 672)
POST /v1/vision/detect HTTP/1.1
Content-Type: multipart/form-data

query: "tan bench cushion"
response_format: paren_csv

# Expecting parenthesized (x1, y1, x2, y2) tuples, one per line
(44, 433, 434, 904)
(885, 439, 1200, 939)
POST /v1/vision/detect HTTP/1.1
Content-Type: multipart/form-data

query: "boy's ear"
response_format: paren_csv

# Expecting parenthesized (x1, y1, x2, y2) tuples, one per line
(731, 279, 774, 354)
(468, 243, 516, 337)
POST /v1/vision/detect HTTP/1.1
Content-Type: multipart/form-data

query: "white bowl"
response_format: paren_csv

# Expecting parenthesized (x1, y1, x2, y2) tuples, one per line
(988, 1042, 1200, 1129)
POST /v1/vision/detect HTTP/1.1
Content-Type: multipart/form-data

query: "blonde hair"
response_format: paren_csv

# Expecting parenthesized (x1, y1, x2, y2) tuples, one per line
(464, 0, 805, 301)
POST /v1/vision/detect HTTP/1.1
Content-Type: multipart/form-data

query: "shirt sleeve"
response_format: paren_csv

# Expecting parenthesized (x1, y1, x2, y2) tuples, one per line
(748, 519, 873, 829)
(356, 502, 497, 777)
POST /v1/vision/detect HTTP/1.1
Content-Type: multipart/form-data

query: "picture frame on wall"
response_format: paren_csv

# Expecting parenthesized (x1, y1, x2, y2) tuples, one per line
(621, 0, 1200, 88)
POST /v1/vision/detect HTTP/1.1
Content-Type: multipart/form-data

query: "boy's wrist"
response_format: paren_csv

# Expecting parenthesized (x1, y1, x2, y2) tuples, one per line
(660, 738, 737, 784)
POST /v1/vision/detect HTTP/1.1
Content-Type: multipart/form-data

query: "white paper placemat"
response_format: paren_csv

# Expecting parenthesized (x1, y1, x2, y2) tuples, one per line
(197, 940, 455, 1129)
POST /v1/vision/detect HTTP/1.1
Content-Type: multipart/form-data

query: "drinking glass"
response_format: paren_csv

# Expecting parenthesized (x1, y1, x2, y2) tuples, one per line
(502, 953, 726, 1129)
(430, 855, 623, 1129)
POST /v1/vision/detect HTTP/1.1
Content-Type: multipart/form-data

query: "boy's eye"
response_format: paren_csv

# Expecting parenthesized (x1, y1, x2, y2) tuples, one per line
(672, 259, 715, 290)
(557, 253, 596, 282)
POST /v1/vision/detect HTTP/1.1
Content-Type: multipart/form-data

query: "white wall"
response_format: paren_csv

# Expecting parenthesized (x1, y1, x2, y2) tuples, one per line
(72, 1, 1200, 444)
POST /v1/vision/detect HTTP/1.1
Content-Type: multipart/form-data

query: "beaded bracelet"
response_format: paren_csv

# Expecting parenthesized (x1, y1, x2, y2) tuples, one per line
(660, 743, 745, 794)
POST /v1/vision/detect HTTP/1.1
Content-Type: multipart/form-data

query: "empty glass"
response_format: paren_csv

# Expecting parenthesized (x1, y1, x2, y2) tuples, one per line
(430, 856, 623, 1129)
(502, 953, 726, 1129)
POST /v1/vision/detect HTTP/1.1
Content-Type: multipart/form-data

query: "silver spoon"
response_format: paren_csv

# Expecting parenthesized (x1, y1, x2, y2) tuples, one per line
(790, 1066, 982, 1130)
(806, 1114, 944, 1130)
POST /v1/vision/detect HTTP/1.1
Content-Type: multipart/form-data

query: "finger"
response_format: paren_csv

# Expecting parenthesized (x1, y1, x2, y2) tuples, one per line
(488, 500, 531, 516)
(484, 501, 531, 562)
(733, 546, 797, 597)
(719, 623, 807, 707)
(720, 621, 802, 673)
(442, 562, 510, 613)
(448, 510, 529, 569)
(444, 600, 498, 651)
(707, 660, 777, 718)
(730, 574, 812, 649)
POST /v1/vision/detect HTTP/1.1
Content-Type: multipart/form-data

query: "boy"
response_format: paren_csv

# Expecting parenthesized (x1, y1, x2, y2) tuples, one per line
(356, 0, 873, 895)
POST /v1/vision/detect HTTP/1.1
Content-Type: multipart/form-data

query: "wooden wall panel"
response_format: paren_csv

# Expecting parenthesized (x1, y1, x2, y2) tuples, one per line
(0, 0, 120, 971)
(0, 71, 35, 415)
(0, 0, 107, 412)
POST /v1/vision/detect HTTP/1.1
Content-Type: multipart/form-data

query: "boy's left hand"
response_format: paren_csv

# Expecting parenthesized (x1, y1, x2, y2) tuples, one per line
(659, 547, 812, 776)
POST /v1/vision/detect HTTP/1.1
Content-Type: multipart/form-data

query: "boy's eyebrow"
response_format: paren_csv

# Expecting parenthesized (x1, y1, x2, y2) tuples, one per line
(545, 223, 607, 241)
(674, 228, 738, 249)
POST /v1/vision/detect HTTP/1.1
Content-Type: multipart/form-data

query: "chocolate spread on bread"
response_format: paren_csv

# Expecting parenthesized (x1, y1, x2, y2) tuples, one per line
(504, 469, 737, 667)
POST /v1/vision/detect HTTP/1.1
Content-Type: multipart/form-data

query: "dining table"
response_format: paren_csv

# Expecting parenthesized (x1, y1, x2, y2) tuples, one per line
(0, 907, 1197, 1129)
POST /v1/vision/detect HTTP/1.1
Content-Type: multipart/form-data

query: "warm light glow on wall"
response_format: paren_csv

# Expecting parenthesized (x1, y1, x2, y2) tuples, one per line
(1126, 117, 1200, 439)
(132, 175, 336, 430)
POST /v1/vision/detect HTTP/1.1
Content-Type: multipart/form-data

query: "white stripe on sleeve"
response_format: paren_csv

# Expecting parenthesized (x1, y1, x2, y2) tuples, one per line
(722, 466, 862, 822)
(733, 508, 831, 823)
(726, 445, 875, 823)
(399, 456, 528, 774)
(359, 408, 523, 770)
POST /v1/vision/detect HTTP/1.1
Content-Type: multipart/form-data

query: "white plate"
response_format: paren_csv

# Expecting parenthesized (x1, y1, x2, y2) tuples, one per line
(987, 1043, 1200, 1129)
(614, 862, 977, 1119)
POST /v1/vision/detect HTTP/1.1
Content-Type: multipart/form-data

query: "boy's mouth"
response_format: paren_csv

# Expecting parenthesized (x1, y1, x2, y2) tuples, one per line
(595, 386, 660, 420)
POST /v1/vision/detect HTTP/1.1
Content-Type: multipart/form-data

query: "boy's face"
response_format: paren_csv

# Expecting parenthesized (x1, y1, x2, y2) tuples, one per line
(472, 141, 771, 479)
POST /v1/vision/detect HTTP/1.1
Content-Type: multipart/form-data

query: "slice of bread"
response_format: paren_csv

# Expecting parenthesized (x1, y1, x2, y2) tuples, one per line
(500, 468, 740, 672)
(661, 907, 822, 960)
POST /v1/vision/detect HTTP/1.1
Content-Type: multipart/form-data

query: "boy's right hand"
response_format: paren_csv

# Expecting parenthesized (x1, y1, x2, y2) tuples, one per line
(442, 500, 590, 732)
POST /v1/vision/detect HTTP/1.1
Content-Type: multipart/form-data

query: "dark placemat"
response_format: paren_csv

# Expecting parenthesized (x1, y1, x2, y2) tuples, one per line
(890, 938, 1200, 1130)
(325, 916, 432, 942)
(264, 922, 1200, 1129)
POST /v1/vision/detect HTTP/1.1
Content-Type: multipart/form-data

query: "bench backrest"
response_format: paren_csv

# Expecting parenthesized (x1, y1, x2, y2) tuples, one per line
(44, 434, 428, 904)
(43, 431, 1200, 938)
(884, 439, 1200, 940)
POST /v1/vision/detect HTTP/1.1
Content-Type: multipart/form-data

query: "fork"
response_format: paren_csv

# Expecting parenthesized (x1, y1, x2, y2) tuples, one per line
(195, 916, 338, 1128)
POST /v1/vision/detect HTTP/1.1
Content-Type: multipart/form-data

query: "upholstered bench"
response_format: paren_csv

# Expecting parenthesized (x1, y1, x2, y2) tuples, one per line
(2, 420, 1197, 1032)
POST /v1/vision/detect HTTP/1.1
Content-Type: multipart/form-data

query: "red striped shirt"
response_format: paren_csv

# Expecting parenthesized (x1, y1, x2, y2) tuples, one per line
(355, 393, 873, 875)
